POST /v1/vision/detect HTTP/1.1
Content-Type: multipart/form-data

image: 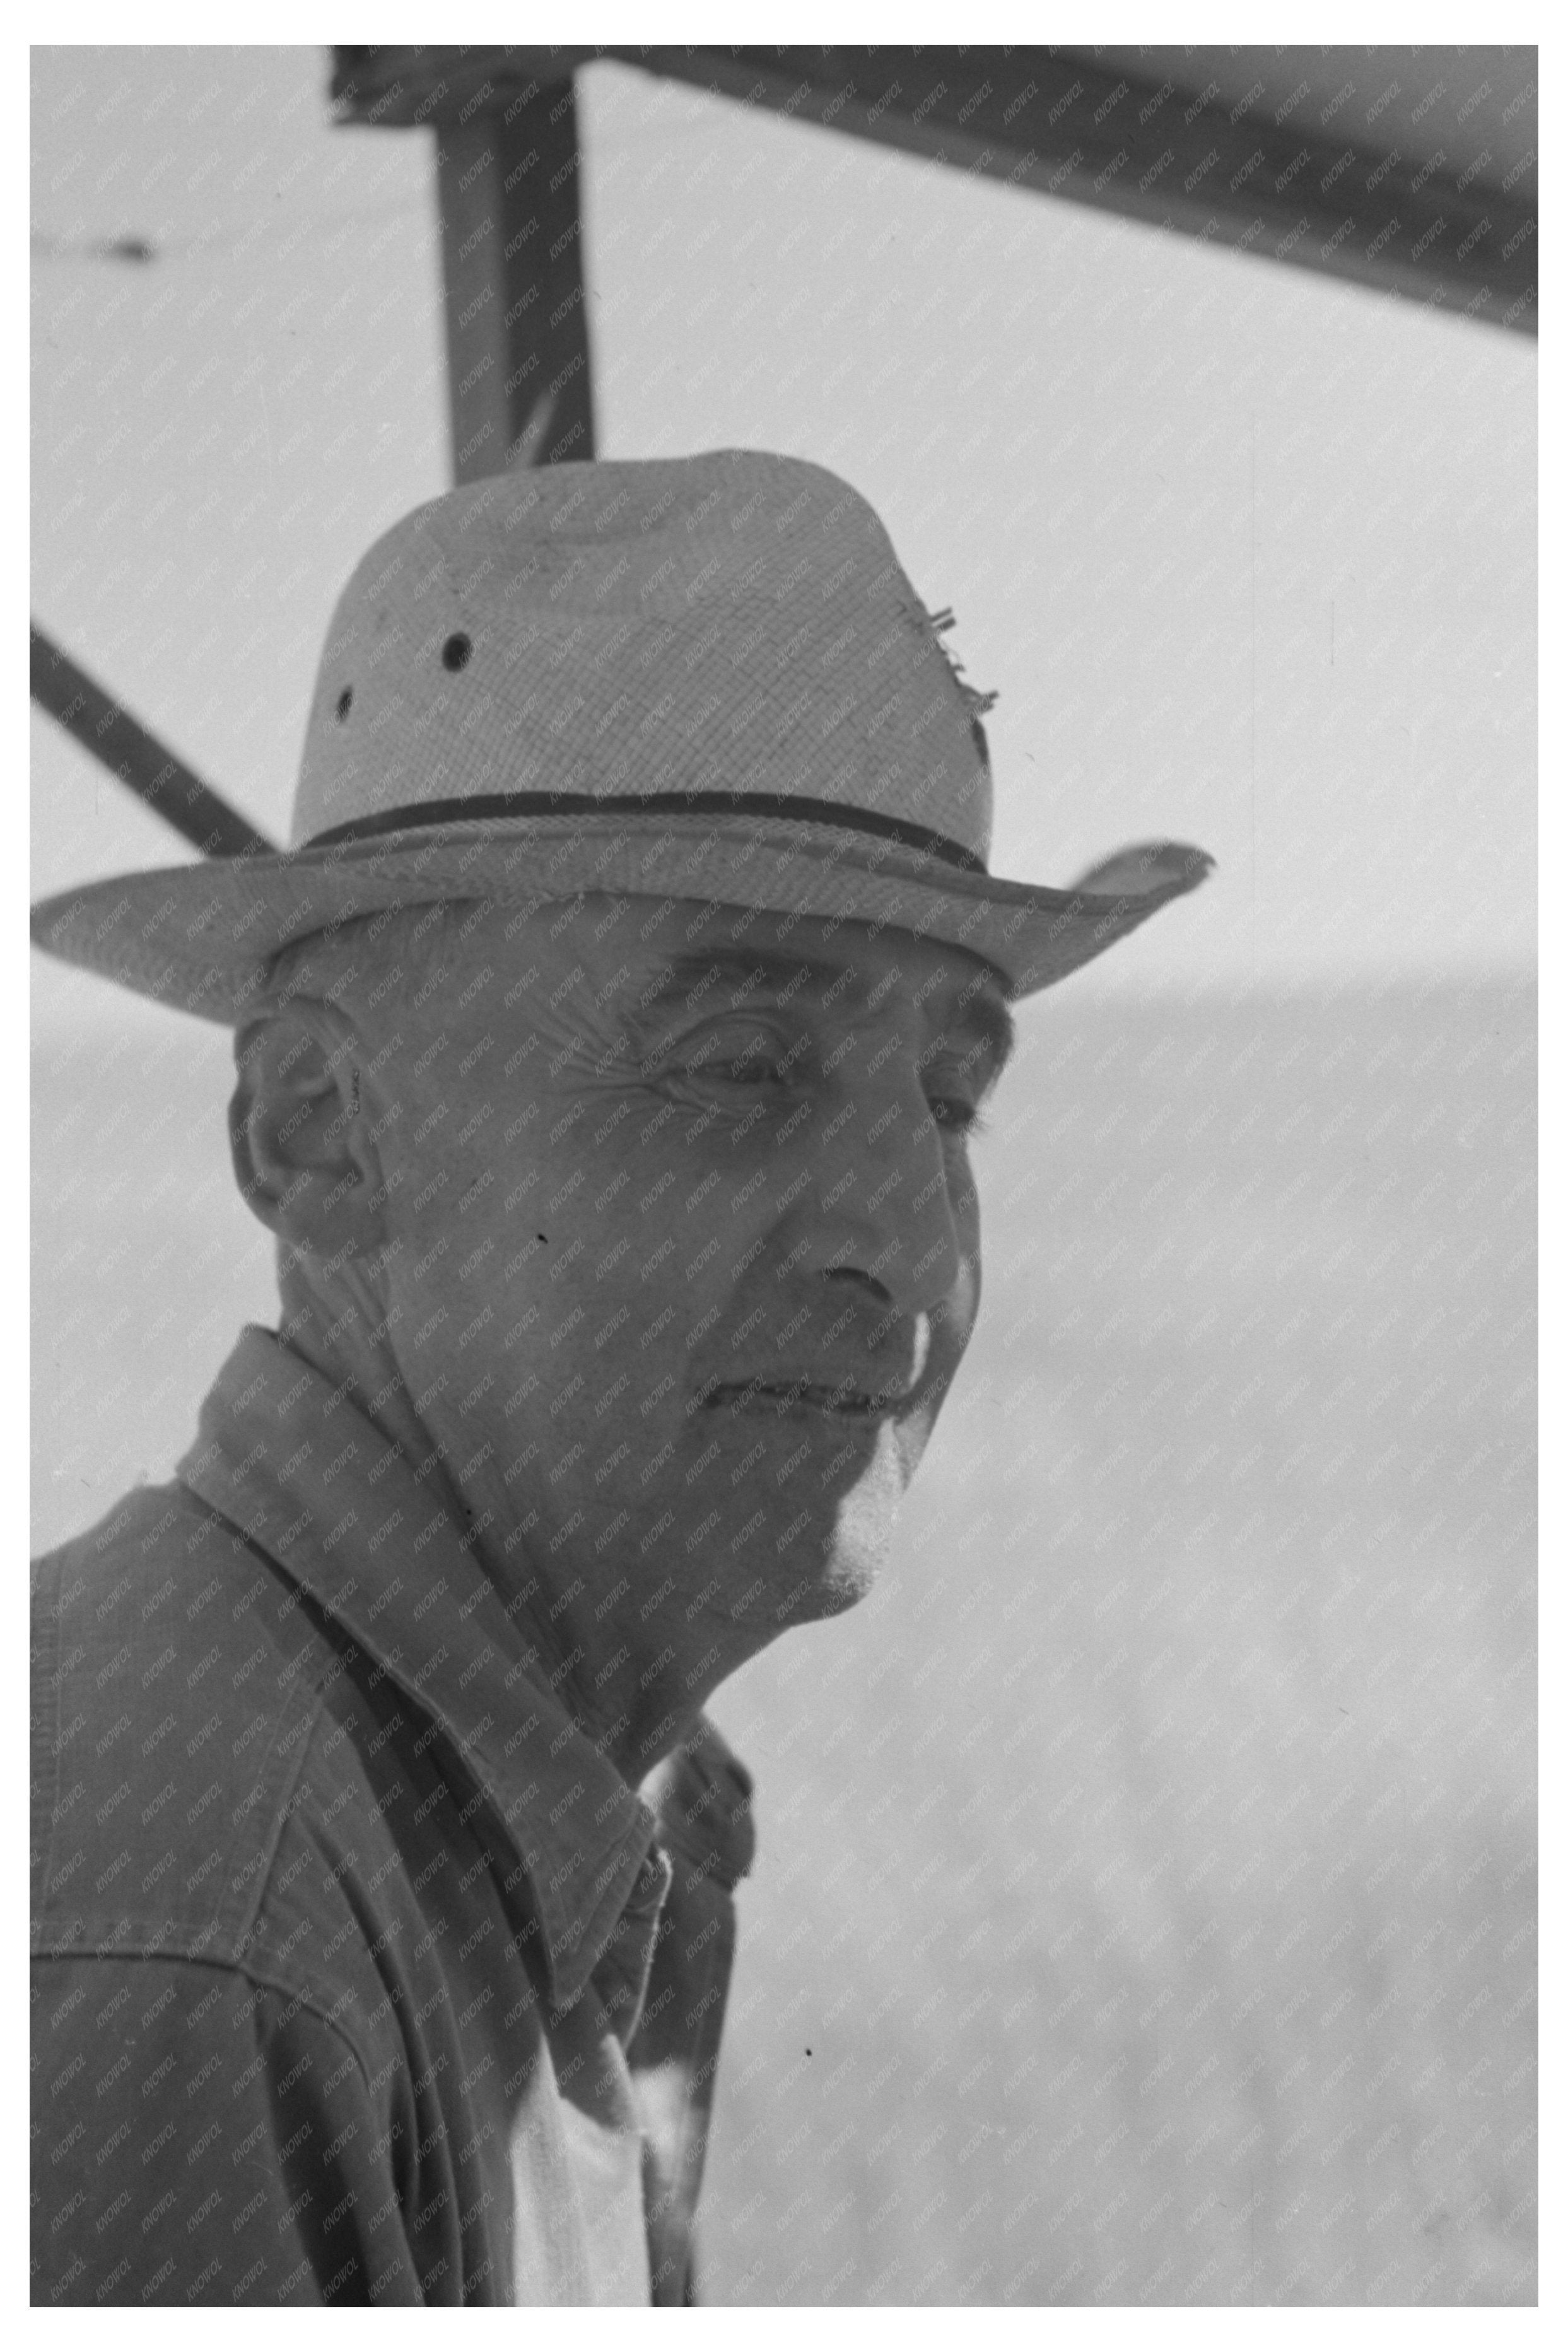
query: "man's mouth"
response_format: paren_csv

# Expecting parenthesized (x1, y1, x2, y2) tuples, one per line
(702, 1376, 902, 1419)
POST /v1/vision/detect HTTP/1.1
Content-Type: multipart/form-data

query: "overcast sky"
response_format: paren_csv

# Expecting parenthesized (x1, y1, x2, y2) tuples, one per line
(32, 45, 1536, 1010)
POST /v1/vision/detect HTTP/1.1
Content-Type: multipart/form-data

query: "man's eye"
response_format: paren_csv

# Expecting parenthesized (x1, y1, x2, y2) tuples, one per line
(682, 1027, 788, 1084)
(928, 1095, 986, 1137)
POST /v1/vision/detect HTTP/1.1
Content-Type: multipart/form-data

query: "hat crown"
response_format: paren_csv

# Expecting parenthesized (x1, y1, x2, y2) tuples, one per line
(293, 450, 993, 863)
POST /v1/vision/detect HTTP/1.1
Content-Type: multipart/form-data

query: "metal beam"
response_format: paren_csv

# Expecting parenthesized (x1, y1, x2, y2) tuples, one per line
(632, 45, 1538, 336)
(332, 56, 594, 477)
(330, 45, 1537, 336)
(30, 623, 276, 860)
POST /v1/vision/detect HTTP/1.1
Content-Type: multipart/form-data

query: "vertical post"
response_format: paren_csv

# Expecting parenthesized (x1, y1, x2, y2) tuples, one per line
(436, 80, 595, 483)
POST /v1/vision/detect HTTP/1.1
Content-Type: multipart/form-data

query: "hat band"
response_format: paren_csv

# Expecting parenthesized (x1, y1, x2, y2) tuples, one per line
(305, 789, 988, 875)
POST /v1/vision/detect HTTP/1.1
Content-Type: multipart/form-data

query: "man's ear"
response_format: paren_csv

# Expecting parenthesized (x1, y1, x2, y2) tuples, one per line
(229, 1003, 388, 1272)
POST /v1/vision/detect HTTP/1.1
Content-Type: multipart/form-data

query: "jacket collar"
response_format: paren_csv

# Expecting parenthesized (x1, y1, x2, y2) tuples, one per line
(177, 1324, 662, 2012)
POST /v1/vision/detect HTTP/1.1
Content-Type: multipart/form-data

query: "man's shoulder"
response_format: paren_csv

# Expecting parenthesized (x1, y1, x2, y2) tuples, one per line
(31, 1480, 337, 1969)
(33, 1477, 271, 1622)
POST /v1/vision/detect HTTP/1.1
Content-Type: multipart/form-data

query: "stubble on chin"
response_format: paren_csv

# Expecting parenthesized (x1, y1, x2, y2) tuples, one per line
(775, 1413, 921, 1625)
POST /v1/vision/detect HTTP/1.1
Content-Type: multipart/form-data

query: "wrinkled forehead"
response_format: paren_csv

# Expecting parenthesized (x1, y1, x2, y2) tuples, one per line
(587, 884, 992, 978)
(544, 891, 1016, 1062)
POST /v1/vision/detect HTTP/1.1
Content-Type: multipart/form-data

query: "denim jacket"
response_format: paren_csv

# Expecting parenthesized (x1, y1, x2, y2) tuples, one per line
(31, 1326, 754, 2305)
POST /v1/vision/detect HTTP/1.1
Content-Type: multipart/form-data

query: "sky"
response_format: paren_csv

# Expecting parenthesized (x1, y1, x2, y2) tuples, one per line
(30, 44, 1536, 1015)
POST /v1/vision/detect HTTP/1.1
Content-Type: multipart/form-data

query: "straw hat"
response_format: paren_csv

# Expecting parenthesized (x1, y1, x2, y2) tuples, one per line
(29, 450, 1212, 1019)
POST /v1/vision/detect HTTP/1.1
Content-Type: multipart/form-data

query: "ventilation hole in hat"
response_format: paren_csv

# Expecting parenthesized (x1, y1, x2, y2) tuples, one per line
(334, 687, 353, 722)
(442, 632, 473, 673)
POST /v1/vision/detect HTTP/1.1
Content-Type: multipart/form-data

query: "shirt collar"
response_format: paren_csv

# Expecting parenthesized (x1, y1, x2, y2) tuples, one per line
(177, 1324, 662, 2013)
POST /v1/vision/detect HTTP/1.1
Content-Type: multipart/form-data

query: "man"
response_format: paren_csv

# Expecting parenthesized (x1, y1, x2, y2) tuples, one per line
(30, 450, 1210, 2305)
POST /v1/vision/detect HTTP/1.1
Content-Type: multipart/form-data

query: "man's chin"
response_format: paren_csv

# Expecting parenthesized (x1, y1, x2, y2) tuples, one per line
(768, 1420, 913, 1624)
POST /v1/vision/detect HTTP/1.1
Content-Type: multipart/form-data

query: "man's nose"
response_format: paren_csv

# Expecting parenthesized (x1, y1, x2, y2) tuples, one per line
(807, 1056, 975, 1326)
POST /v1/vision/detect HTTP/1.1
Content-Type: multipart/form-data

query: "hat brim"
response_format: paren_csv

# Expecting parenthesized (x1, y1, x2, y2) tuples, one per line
(29, 810, 1214, 1022)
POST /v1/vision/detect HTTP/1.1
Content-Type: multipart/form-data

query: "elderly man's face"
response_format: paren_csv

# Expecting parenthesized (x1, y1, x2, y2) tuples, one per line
(339, 894, 1011, 1636)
